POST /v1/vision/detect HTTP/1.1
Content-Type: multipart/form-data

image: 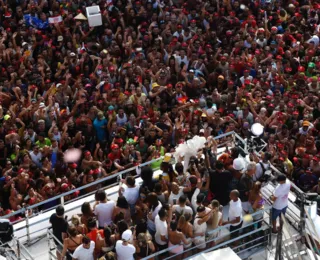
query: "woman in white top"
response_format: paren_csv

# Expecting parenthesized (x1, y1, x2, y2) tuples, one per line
(206, 200, 223, 246)
(193, 206, 212, 251)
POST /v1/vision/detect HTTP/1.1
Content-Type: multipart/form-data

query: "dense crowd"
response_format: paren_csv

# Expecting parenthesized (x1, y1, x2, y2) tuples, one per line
(0, 0, 319, 246)
(49, 162, 291, 260)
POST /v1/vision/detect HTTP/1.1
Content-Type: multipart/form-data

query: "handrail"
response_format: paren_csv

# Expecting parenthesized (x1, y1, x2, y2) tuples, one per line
(3, 156, 164, 220)
(4, 130, 237, 221)
(143, 205, 272, 260)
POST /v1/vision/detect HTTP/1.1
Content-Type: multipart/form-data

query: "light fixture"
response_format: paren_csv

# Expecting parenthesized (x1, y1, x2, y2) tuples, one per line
(251, 123, 264, 136)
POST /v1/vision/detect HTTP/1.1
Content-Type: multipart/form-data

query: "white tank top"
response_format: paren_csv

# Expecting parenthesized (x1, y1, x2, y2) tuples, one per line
(116, 114, 128, 126)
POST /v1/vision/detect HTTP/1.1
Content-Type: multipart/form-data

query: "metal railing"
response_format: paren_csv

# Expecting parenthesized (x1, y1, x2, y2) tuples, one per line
(47, 229, 64, 260)
(142, 206, 273, 260)
(6, 132, 237, 244)
(0, 237, 35, 260)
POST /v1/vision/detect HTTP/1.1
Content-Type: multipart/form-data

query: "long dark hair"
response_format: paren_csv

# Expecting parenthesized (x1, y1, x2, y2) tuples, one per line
(104, 227, 113, 246)
(146, 192, 159, 211)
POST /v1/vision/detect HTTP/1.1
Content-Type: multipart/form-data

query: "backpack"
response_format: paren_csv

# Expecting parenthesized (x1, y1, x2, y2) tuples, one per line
(0, 219, 13, 243)
(258, 162, 271, 183)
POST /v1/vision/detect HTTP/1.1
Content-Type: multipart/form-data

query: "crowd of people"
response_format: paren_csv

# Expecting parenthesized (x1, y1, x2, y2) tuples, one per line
(49, 159, 291, 260)
(0, 0, 319, 246)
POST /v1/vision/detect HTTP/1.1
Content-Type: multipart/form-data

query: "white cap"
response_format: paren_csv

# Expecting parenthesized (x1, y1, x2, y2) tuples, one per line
(122, 229, 132, 241)
(22, 42, 28, 47)
(70, 52, 76, 57)
(56, 83, 62, 88)
(288, 3, 295, 8)
(57, 36, 63, 42)
(199, 129, 205, 133)
(233, 158, 245, 171)
(39, 102, 45, 108)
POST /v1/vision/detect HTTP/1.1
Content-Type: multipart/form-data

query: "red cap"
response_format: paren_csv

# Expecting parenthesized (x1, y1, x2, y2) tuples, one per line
(84, 151, 91, 156)
(190, 19, 196, 23)
(92, 169, 100, 175)
(111, 144, 119, 149)
(293, 111, 299, 115)
(228, 80, 234, 85)
(298, 66, 305, 72)
(61, 183, 69, 191)
(313, 156, 319, 162)
(304, 154, 310, 160)
(70, 163, 77, 169)
(115, 137, 124, 143)
(177, 24, 183, 29)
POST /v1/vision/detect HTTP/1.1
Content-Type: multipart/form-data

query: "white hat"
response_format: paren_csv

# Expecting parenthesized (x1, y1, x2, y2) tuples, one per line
(233, 158, 245, 171)
(70, 52, 76, 57)
(199, 129, 205, 133)
(22, 42, 28, 47)
(39, 102, 45, 108)
(56, 83, 62, 88)
(57, 36, 63, 42)
(122, 229, 132, 241)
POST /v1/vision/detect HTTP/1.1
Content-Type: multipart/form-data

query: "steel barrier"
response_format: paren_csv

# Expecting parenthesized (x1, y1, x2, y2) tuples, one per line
(142, 206, 273, 260)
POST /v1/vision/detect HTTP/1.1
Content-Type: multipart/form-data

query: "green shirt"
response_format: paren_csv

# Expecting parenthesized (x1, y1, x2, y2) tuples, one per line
(36, 138, 52, 148)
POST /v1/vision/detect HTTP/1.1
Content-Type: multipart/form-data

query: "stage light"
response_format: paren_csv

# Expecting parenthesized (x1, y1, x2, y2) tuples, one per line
(251, 123, 264, 136)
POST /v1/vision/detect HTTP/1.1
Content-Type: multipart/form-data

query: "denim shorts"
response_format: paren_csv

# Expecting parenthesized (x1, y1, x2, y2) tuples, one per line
(272, 206, 287, 221)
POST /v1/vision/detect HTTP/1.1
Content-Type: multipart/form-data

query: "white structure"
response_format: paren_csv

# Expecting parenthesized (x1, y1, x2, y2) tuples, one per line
(86, 6, 102, 27)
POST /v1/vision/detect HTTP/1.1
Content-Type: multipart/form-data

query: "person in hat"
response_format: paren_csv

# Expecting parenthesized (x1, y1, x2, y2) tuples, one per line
(115, 229, 135, 260)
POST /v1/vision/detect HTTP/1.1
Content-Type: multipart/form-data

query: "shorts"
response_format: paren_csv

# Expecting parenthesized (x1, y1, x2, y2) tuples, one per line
(230, 221, 243, 240)
(194, 236, 206, 249)
(272, 207, 287, 221)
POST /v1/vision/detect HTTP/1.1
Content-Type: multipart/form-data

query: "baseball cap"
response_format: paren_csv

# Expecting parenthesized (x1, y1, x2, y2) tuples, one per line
(122, 229, 132, 241)
(57, 36, 64, 42)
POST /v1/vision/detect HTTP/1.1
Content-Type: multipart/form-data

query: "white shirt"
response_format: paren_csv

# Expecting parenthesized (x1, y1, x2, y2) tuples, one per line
(253, 161, 269, 182)
(191, 188, 201, 212)
(147, 202, 162, 232)
(29, 151, 42, 167)
(172, 204, 193, 216)
(155, 215, 168, 245)
(168, 187, 184, 205)
(115, 240, 136, 260)
(273, 180, 291, 210)
(123, 185, 140, 205)
(72, 241, 95, 260)
(229, 199, 243, 226)
(94, 200, 115, 227)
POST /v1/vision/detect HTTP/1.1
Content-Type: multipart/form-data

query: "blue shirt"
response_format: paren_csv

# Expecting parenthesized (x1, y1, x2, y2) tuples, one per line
(93, 118, 108, 141)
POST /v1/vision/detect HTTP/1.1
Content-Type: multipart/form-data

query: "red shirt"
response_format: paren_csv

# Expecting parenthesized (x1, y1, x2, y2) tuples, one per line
(87, 229, 104, 243)
(108, 151, 121, 161)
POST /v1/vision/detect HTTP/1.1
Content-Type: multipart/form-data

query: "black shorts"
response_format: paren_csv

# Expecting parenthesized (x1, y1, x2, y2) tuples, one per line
(230, 221, 243, 240)
(156, 243, 168, 254)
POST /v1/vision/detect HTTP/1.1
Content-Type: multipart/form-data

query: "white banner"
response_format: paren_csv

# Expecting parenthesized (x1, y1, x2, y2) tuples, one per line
(48, 16, 62, 24)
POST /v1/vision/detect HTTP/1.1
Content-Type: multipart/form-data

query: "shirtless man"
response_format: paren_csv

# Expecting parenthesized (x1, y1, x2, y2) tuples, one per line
(168, 221, 191, 259)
